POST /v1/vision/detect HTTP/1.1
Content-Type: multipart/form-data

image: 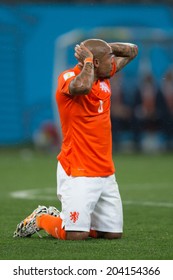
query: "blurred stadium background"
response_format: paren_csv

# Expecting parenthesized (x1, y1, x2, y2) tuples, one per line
(0, 0, 173, 153)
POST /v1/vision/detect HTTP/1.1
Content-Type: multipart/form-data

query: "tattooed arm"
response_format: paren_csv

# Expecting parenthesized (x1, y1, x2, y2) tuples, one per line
(69, 43, 94, 95)
(109, 43, 138, 72)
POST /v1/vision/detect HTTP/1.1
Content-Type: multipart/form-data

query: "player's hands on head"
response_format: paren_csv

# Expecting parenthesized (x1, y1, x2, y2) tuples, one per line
(75, 43, 93, 66)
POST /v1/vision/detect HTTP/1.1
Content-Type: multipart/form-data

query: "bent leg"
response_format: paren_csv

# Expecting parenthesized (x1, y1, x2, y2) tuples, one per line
(57, 163, 103, 239)
(37, 215, 122, 240)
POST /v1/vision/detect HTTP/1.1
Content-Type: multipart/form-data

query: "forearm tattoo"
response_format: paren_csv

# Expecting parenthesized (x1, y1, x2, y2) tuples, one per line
(109, 42, 138, 72)
(70, 62, 94, 95)
(110, 43, 138, 58)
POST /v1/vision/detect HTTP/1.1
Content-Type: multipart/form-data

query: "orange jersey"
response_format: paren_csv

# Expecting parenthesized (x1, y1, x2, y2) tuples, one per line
(56, 64, 116, 177)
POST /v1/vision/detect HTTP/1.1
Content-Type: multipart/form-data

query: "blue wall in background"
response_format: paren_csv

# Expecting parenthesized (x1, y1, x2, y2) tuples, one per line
(0, 4, 173, 145)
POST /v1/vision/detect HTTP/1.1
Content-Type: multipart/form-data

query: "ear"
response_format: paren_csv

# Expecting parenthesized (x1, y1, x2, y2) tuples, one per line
(93, 58, 99, 68)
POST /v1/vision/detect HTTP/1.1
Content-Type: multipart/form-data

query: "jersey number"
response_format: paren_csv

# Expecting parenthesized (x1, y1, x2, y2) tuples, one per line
(98, 100, 103, 113)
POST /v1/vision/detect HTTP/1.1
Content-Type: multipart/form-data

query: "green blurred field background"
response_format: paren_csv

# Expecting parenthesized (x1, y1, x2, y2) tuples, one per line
(0, 148, 173, 260)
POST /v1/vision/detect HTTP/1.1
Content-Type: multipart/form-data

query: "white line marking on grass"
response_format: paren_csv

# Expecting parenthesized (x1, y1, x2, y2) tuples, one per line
(123, 182, 173, 190)
(123, 200, 173, 208)
(10, 189, 56, 201)
(10, 188, 173, 208)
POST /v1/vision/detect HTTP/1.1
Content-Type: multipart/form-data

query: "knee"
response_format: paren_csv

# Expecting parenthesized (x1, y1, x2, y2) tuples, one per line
(66, 231, 89, 240)
(103, 232, 122, 239)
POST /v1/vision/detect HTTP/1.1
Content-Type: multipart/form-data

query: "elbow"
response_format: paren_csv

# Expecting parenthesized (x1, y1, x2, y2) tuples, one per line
(81, 84, 92, 94)
(72, 86, 91, 95)
(133, 45, 138, 58)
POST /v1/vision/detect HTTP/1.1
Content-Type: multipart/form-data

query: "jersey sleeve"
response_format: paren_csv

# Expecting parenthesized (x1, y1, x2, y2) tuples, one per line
(58, 71, 76, 95)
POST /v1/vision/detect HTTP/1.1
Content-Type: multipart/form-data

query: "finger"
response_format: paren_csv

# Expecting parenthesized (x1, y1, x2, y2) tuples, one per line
(74, 53, 80, 59)
(80, 43, 88, 51)
(75, 44, 81, 51)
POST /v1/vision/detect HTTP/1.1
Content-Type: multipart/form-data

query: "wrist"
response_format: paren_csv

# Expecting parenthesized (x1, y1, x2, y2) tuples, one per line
(84, 57, 93, 64)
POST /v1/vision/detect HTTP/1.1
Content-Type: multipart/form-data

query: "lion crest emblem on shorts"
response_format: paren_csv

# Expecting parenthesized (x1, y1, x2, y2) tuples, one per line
(70, 211, 79, 223)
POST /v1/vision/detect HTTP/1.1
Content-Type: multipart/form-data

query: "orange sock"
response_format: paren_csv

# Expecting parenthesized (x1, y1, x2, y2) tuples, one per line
(36, 214, 66, 240)
(89, 229, 98, 238)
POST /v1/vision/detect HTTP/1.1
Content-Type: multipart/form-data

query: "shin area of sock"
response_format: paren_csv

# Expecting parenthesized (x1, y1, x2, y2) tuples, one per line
(36, 214, 66, 240)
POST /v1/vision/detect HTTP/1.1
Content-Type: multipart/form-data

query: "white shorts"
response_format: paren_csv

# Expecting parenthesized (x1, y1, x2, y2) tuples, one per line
(57, 162, 123, 233)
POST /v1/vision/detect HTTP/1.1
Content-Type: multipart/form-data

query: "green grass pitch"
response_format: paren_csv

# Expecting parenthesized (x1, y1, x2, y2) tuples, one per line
(0, 148, 173, 260)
